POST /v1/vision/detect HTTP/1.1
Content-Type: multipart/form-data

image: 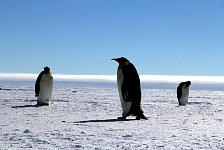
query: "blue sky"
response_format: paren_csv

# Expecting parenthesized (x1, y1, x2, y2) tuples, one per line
(0, 0, 224, 75)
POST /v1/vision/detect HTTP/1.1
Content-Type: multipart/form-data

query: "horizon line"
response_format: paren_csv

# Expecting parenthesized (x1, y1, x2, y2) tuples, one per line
(1, 73, 224, 84)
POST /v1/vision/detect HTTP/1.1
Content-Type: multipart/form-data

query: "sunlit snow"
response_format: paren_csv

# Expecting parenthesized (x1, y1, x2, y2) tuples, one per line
(0, 74, 224, 149)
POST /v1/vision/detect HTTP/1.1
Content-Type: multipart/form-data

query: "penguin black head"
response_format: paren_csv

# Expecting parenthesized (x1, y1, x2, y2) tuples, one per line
(111, 57, 129, 65)
(186, 81, 191, 87)
(44, 66, 50, 73)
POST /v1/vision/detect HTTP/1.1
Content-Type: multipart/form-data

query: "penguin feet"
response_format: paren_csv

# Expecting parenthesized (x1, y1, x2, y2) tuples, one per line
(136, 114, 148, 120)
(179, 104, 187, 106)
(117, 117, 126, 120)
(136, 116, 141, 120)
(37, 101, 49, 106)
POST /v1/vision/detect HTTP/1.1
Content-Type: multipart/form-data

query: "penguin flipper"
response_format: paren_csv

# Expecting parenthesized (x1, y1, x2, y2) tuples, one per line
(177, 89, 182, 105)
(35, 80, 40, 97)
(121, 80, 131, 102)
(177, 87, 182, 100)
(35, 71, 44, 97)
(177, 98, 181, 105)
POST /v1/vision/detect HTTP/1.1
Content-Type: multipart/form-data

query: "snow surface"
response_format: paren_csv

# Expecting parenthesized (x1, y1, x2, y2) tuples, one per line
(0, 80, 224, 149)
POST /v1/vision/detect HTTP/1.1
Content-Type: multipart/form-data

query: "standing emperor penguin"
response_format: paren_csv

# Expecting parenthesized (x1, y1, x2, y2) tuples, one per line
(112, 57, 147, 120)
(177, 81, 191, 106)
(35, 66, 53, 106)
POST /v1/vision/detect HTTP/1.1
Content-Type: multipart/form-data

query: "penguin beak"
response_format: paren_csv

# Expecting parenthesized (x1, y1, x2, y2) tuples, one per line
(111, 58, 118, 62)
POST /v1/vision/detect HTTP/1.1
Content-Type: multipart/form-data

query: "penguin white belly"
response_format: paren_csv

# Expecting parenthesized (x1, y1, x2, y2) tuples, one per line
(37, 73, 53, 105)
(180, 87, 189, 106)
(117, 66, 132, 117)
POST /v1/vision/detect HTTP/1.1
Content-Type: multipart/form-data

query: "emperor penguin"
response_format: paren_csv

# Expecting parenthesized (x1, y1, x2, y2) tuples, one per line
(177, 81, 191, 106)
(112, 57, 147, 120)
(35, 66, 53, 106)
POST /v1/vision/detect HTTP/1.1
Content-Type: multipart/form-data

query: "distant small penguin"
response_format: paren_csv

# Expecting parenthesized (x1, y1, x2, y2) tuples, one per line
(35, 66, 53, 106)
(177, 81, 191, 106)
(112, 57, 147, 120)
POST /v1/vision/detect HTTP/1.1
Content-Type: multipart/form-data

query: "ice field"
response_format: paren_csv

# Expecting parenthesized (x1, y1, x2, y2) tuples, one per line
(0, 75, 224, 149)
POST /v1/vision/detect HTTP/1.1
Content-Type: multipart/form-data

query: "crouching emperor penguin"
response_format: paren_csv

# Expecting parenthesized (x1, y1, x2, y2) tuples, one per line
(177, 81, 191, 106)
(35, 66, 53, 106)
(112, 57, 147, 120)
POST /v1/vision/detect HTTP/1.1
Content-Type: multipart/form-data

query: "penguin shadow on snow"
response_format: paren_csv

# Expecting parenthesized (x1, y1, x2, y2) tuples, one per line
(64, 118, 142, 123)
(187, 101, 212, 105)
(175, 101, 212, 107)
(11, 102, 49, 108)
